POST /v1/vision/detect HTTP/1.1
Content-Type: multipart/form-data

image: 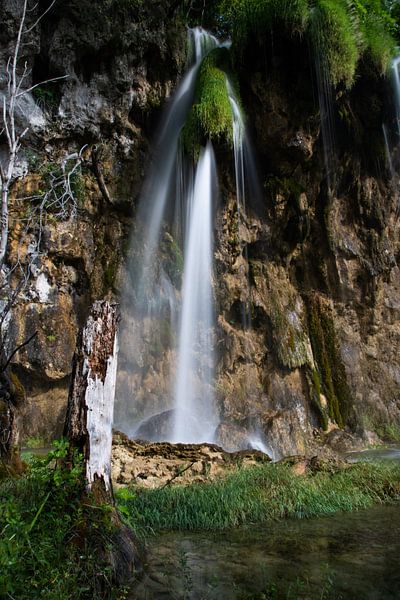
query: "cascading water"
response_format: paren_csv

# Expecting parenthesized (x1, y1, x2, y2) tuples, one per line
(115, 28, 222, 441)
(115, 26, 267, 450)
(392, 56, 400, 137)
(172, 143, 217, 443)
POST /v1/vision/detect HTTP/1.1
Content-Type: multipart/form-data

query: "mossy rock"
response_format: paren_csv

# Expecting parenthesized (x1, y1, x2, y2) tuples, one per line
(305, 293, 352, 428)
(9, 371, 26, 407)
(218, 0, 397, 87)
(181, 48, 236, 155)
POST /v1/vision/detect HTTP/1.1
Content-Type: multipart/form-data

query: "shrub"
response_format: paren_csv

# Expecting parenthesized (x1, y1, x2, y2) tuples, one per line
(0, 441, 120, 599)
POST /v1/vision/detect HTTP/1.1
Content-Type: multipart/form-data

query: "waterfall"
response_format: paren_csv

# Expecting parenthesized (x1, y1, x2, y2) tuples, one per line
(115, 28, 222, 441)
(392, 56, 400, 138)
(227, 80, 252, 331)
(116, 26, 266, 449)
(134, 28, 218, 311)
(172, 143, 217, 443)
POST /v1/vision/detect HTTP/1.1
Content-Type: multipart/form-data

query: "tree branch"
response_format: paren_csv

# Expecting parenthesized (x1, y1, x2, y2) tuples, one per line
(1, 331, 38, 374)
(91, 145, 112, 205)
(16, 75, 69, 98)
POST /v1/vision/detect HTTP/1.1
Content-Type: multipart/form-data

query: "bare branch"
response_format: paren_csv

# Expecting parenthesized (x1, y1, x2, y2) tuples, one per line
(91, 145, 112, 204)
(1, 331, 38, 374)
(24, 0, 57, 34)
(16, 75, 69, 98)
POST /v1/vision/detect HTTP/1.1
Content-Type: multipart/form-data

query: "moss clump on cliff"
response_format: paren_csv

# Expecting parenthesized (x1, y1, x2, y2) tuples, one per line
(181, 49, 235, 155)
(306, 294, 352, 428)
(219, 0, 310, 46)
(310, 0, 359, 87)
(218, 0, 397, 87)
(308, 367, 329, 430)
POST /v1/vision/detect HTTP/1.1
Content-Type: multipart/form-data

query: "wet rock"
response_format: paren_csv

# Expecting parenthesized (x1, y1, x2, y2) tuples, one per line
(111, 431, 269, 489)
(215, 422, 254, 453)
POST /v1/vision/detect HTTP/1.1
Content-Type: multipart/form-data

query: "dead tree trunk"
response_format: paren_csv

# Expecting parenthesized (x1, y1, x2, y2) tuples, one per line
(64, 300, 140, 583)
(65, 300, 118, 491)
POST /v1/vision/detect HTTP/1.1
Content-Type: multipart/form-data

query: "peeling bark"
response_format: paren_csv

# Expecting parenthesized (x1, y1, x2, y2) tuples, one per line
(64, 299, 140, 584)
(64, 300, 118, 491)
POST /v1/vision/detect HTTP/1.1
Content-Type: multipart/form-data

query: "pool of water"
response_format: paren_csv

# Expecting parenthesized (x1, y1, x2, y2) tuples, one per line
(346, 447, 400, 463)
(132, 504, 400, 599)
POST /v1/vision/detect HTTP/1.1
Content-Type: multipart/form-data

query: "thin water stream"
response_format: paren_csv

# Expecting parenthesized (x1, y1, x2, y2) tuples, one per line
(132, 504, 400, 599)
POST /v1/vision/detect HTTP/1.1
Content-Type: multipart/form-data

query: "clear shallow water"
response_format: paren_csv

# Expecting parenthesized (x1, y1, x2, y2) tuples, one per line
(346, 447, 400, 463)
(132, 504, 400, 599)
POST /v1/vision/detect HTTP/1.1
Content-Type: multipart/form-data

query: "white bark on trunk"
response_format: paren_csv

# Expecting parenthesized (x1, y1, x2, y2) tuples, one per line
(65, 300, 118, 491)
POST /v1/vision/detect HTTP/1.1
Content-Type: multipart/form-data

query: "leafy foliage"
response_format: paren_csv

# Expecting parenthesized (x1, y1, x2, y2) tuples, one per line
(0, 441, 122, 599)
(117, 460, 400, 534)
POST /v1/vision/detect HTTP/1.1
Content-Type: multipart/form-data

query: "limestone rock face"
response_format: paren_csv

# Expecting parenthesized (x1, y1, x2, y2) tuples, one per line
(1, 0, 186, 442)
(2, 1, 400, 454)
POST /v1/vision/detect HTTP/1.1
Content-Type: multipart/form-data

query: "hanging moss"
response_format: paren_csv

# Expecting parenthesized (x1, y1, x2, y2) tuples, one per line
(306, 294, 352, 428)
(217, 0, 397, 87)
(311, 367, 329, 430)
(219, 0, 310, 50)
(310, 0, 360, 88)
(181, 49, 235, 155)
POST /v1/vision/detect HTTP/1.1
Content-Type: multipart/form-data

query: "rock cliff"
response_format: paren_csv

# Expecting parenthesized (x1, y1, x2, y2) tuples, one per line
(2, 0, 400, 456)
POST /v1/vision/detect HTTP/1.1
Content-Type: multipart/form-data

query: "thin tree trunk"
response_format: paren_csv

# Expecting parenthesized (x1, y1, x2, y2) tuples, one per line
(65, 300, 118, 491)
(64, 299, 140, 584)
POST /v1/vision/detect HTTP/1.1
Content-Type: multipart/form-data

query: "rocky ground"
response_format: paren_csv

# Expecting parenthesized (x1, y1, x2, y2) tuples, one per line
(110, 428, 377, 489)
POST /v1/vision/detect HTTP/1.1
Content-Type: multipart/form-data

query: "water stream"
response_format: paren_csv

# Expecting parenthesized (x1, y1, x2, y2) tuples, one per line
(172, 143, 217, 443)
(116, 27, 263, 448)
(132, 504, 400, 599)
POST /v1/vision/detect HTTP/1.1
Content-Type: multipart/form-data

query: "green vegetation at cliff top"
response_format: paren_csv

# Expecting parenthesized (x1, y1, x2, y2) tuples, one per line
(216, 0, 398, 87)
(117, 460, 400, 535)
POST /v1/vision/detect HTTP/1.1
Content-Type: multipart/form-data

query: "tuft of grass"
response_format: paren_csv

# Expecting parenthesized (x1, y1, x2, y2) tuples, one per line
(181, 48, 235, 155)
(116, 460, 400, 535)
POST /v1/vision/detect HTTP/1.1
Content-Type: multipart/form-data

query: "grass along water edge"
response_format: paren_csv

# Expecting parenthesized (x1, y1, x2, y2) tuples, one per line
(116, 460, 400, 536)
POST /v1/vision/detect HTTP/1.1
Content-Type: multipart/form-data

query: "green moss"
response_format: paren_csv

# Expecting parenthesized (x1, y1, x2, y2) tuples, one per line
(219, 0, 310, 51)
(160, 232, 184, 288)
(217, 0, 397, 87)
(310, 0, 360, 88)
(103, 261, 118, 292)
(308, 367, 329, 430)
(181, 49, 235, 155)
(306, 294, 352, 428)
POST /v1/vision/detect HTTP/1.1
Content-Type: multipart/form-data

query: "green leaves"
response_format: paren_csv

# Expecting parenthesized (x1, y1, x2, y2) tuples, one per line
(0, 441, 115, 599)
